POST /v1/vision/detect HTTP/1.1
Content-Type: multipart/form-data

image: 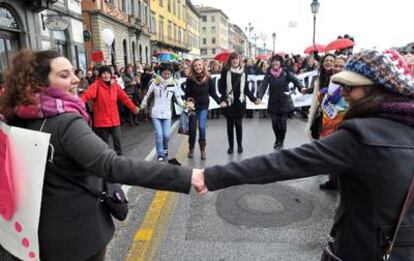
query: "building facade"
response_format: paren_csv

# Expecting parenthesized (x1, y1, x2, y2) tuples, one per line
(197, 6, 228, 59)
(150, 0, 189, 57)
(185, 0, 200, 60)
(0, 0, 85, 71)
(82, 0, 152, 70)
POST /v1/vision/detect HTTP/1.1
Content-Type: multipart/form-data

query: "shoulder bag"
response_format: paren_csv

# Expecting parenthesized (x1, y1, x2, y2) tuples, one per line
(39, 118, 129, 221)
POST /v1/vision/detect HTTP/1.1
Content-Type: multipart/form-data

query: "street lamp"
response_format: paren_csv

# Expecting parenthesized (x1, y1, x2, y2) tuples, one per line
(272, 32, 276, 54)
(310, 0, 320, 47)
(245, 22, 254, 57)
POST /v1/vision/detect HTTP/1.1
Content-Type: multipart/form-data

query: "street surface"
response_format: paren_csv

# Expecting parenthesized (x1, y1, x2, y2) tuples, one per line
(107, 113, 339, 261)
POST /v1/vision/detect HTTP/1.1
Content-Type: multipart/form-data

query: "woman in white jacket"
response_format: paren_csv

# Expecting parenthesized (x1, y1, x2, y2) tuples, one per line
(141, 63, 186, 161)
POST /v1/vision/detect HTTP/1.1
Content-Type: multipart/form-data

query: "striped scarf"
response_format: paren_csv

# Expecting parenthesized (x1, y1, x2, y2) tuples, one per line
(15, 86, 91, 125)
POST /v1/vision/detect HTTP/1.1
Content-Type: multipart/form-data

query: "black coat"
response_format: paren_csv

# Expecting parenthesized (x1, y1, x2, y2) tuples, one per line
(219, 68, 256, 118)
(22, 113, 192, 261)
(258, 70, 304, 114)
(204, 118, 414, 261)
(184, 78, 221, 110)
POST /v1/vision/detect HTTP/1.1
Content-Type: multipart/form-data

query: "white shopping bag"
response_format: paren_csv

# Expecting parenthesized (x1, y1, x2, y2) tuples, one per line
(0, 121, 50, 261)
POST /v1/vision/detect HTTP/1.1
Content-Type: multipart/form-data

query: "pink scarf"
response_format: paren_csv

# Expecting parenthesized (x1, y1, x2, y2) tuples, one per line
(270, 67, 283, 78)
(15, 86, 91, 125)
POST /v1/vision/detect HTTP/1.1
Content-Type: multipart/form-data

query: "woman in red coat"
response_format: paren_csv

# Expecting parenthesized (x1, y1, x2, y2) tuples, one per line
(81, 66, 139, 155)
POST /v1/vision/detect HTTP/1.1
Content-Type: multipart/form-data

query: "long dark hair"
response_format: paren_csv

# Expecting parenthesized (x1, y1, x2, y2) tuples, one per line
(225, 52, 242, 70)
(343, 86, 395, 120)
(318, 53, 335, 88)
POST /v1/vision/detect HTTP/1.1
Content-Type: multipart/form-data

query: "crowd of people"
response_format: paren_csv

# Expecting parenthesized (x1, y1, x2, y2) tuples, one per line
(1, 46, 414, 261)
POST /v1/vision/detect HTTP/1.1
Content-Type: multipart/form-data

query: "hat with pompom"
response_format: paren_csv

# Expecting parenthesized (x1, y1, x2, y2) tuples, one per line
(331, 50, 414, 96)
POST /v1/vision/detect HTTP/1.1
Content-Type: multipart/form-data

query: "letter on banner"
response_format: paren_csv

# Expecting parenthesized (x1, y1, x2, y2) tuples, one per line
(0, 121, 50, 261)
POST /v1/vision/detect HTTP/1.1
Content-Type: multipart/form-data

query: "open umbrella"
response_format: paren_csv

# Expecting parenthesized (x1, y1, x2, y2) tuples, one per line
(325, 38, 354, 51)
(304, 44, 326, 54)
(214, 51, 231, 62)
(256, 54, 270, 60)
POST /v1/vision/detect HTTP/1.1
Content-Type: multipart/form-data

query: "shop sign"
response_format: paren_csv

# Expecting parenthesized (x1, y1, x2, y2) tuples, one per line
(44, 16, 69, 31)
(0, 7, 19, 30)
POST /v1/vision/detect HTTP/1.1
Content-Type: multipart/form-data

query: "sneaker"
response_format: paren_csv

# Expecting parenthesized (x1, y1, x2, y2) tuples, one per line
(157, 157, 165, 162)
(163, 149, 168, 157)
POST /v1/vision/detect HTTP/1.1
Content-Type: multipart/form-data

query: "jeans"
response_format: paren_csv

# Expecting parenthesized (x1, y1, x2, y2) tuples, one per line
(152, 118, 171, 158)
(189, 109, 208, 147)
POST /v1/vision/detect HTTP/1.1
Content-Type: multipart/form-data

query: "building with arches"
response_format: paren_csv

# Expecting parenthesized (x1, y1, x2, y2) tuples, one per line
(82, 0, 152, 70)
(0, 0, 85, 71)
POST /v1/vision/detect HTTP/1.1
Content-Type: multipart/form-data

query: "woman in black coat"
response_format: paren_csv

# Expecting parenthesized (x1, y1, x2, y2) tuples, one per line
(193, 50, 414, 261)
(258, 55, 304, 149)
(0, 49, 198, 261)
(219, 52, 260, 154)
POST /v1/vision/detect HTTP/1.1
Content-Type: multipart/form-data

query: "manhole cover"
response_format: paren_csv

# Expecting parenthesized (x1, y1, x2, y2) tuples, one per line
(216, 183, 313, 228)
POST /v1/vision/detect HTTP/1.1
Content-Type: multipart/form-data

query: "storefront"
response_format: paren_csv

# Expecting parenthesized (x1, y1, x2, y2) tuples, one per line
(0, 5, 22, 70)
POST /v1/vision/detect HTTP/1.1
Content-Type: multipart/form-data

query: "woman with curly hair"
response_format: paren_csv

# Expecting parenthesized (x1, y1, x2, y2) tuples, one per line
(0, 49, 200, 261)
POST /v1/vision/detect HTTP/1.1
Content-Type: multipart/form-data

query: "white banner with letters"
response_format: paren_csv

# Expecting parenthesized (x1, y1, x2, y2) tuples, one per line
(174, 70, 318, 114)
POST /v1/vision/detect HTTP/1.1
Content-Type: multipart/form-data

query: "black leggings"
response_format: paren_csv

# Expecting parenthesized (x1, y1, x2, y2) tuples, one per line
(226, 117, 243, 148)
(271, 113, 288, 145)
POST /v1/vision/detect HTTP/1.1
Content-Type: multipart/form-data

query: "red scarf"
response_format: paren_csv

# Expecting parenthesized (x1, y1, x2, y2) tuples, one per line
(15, 86, 91, 125)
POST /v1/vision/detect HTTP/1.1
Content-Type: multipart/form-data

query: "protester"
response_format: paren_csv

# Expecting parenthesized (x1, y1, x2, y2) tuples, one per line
(75, 69, 89, 95)
(184, 58, 223, 159)
(258, 54, 304, 149)
(193, 49, 414, 261)
(80, 65, 139, 155)
(122, 64, 141, 126)
(304, 53, 336, 140)
(219, 52, 260, 154)
(86, 69, 95, 85)
(140, 62, 186, 162)
(0, 49, 200, 261)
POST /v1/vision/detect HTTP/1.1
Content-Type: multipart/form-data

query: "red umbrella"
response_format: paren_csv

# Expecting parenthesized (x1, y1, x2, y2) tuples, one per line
(255, 54, 270, 60)
(304, 44, 326, 54)
(325, 38, 354, 51)
(214, 51, 231, 62)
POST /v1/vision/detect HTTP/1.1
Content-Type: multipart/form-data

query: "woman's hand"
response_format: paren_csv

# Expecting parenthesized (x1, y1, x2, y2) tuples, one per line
(191, 169, 208, 195)
(254, 99, 261, 105)
(220, 101, 228, 108)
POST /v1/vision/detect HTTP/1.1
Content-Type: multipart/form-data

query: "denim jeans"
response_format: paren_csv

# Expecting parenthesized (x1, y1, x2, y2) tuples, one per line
(152, 118, 171, 158)
(189, 109, 208, 147)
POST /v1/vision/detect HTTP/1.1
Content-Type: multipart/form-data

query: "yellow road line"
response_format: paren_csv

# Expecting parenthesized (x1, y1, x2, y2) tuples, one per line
(125, 136, 188, 261)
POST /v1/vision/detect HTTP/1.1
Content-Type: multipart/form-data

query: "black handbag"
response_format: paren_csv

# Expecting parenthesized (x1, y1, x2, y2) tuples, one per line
(100, 182, 129, 221)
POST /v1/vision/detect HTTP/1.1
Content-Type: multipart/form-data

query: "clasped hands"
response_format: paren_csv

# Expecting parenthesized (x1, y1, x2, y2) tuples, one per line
(191, 169, 208, 195)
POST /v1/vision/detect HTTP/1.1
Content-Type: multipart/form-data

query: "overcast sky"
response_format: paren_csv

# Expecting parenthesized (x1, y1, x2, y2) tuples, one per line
(192, 0, 414, 54)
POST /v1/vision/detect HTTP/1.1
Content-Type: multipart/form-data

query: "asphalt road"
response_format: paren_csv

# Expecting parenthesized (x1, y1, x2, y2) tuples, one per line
(106, 113, 339, 261)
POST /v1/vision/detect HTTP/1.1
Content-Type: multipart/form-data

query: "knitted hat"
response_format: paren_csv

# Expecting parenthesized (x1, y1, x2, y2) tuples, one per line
(98, 65, 112, 77)
(270, 54, 284, 64)
(332, 50, 414, 96)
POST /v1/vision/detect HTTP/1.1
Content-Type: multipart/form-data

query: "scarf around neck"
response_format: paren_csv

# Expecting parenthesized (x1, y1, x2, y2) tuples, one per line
(226, 67, 245, 105)
(270, 67, 283, 78)
(368, 96, 414, 127)
(15, 86, 91, 125)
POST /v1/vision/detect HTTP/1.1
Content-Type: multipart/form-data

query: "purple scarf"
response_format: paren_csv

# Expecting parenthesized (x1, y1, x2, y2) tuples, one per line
(15, 87, 91, 125)
(270, 68, 283, 78)
(369, 96, 414, 127)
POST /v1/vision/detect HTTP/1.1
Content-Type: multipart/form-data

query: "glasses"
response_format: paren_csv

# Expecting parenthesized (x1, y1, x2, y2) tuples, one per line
(341, 85, 355, 92)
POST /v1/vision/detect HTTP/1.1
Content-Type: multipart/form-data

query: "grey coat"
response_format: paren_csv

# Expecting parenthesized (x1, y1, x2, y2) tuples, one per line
(23, 113, 192, 261)
(204, 118, 414, 261)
